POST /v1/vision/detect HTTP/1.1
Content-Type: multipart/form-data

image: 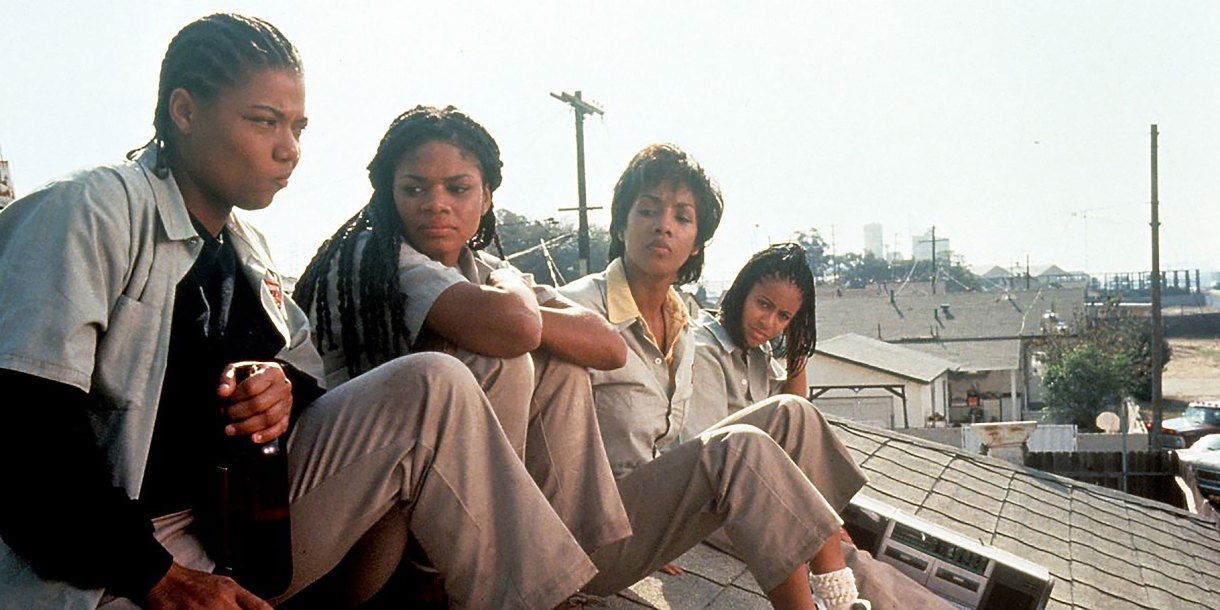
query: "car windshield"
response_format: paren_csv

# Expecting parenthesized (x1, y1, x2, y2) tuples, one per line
(1184, 406, 1220, 426)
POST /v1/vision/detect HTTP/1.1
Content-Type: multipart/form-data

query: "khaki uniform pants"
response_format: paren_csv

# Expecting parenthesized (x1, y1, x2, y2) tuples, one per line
(101, 353, 595, 609)
(459, 349, 631, 553)
(584, 395, 868, 595)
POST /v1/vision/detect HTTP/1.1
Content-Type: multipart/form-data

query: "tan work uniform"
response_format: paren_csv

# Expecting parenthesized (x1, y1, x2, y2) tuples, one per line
(688, 314, 954, 610)
(559, 259, 868, 595)
(312, 236, 629, 553)
(0, 151, 594, 610)
(684, 310, 789, 442)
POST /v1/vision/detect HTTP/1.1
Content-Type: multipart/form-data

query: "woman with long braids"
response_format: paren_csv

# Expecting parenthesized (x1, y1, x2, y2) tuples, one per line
(683, 242, 817, 437)
(0, 16, 595, 610)
(684, 243, 955, 610)
(295, 105, 630, 555)
(557, 144, 873, 610)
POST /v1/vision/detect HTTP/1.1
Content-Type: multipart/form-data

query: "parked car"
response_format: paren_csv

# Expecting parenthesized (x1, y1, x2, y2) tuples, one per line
(1153, 402, 1220, 449)
(1177, 434, 1220, 500)
(1176, 433, 1220, 463)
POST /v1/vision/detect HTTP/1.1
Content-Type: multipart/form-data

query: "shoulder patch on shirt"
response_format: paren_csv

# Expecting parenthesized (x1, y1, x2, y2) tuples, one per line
(264, 274, 285, 312)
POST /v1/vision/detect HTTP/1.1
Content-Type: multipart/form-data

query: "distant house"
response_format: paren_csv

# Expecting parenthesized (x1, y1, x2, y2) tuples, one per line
(816, 287, 1087, 424)
(970, 264, 1012, 280)
(808, 333, 958, 429)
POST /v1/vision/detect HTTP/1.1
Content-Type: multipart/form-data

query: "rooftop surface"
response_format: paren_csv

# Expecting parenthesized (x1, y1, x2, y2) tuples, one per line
(816, 287, 1087, 344)
(600, 416, 1220, 610)
(817, 333, 960, 382)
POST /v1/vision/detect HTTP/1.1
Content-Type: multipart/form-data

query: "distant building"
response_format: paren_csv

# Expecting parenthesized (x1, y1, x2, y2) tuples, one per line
(815, 287, 1088, 424)
(863, 223, 883, 259)
(911, 227, 950, 262)
(808, 333, 958, 429)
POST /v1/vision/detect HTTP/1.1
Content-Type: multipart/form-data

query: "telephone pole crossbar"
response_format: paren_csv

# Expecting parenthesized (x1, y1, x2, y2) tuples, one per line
(551, 90, 604, 276)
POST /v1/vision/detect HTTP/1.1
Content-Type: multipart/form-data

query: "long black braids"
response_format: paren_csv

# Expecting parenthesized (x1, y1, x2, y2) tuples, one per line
(128, 13, 302, 177)
(294, 105, 504, 380)
(717, 242, 817, 378)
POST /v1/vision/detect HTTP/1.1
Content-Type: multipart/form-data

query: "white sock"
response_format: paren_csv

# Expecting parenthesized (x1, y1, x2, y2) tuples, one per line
(809, 566, 867, 610)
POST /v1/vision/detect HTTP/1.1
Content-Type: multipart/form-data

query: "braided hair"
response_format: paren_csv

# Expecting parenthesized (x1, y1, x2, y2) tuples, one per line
(717, 243, 817, 378)
(294, 105, 504, 379)
(608, 143, 724, 285)
(128, 13, 302, 177)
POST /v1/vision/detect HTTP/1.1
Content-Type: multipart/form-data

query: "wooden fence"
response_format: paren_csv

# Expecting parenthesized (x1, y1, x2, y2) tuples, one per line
(1024, 451, 1183, 508)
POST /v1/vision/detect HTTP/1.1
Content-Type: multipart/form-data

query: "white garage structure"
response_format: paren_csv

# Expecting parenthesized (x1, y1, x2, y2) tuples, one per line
(806, 333, 958, 429)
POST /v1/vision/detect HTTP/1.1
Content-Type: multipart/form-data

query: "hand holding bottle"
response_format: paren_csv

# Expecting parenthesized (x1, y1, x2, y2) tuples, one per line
(217, 362, 294, 443)
(212, 361, 295, 598)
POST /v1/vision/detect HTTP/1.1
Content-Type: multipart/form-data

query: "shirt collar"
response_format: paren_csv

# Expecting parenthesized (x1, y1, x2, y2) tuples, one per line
(704, 313, 740, 353)
(456, 245, 480, 283)
(136, 146, 197, 243)
(605, 258, 690, 358)
(703, 310, 773, 359)
(605, 259, 639, 325)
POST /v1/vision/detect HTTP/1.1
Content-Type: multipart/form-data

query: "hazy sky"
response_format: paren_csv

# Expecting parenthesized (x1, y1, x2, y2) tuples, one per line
(3, 1, 1218, 285)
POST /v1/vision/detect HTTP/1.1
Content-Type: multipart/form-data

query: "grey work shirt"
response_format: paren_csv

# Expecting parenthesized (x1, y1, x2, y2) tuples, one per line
(682, 311, 787, 442)
(0, 148, 323, 609)
(558, 259, 695, 478)
(316, 234, 557, 387)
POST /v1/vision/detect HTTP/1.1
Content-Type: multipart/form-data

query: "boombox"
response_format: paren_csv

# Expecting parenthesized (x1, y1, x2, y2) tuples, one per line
(842, 495, 1054, 610)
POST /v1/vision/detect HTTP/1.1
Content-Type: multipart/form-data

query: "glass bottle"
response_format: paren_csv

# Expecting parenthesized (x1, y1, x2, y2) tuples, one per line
(213, 363, 293, 598)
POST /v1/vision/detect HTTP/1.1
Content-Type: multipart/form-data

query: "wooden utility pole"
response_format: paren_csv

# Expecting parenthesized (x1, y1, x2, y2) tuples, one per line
(551, 90, 604, 276)
(1150, 124, 1165, 446)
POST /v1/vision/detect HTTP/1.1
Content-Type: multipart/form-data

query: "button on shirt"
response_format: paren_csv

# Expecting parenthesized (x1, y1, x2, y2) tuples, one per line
(558, 259, 695, 478)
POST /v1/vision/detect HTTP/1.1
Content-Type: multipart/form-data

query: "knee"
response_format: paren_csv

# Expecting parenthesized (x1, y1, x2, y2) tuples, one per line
(705, 424, 783, 462)
(463, 350, 534, 387)
(767, 394, 828, 427)
(378, 352, 481, 396)
(532, 352, 587, 384)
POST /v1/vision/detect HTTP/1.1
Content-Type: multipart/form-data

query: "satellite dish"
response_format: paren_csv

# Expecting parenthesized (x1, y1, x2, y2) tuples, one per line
(1096, 411, 1121, 433)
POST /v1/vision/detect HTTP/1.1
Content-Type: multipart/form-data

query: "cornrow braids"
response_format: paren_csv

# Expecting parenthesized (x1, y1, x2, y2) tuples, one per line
(608, 143, 724, 285)
(717, 242, 817, 379)
(128, 13, 303, 177)
(295, 105, 504, 379)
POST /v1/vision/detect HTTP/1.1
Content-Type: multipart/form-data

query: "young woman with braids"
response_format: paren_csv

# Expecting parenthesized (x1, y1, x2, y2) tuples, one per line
(557, 144, 874, 610)
(0, 15, 596, 610)
(295, 105, 630, 556)
(683, 242, 817, 437)
(683, 244, 955, 610)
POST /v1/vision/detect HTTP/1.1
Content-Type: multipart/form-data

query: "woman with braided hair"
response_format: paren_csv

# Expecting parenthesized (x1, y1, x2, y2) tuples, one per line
(296, 105, 630, 555)
(0, 15, 596, 610)
(683, 242, 818, 437)
(684, 244, 955, 610)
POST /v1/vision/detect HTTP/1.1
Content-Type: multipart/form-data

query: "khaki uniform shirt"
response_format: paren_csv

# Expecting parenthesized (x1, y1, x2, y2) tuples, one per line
(0, 149, 323, 609)
(315, 237, 557, 387)
(682, 311, 787, 441)
(559, 259, 694, 478)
